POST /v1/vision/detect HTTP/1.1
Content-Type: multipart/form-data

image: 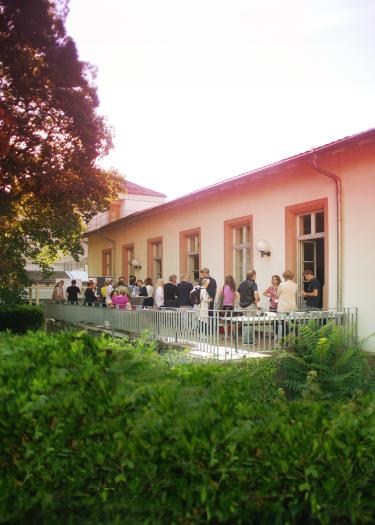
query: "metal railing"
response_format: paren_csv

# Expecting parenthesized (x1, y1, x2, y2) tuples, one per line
(44, 303, 358, 360)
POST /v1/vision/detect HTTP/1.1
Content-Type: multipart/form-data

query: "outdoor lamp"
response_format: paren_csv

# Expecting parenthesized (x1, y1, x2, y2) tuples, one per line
(131, 258, 142, 271)
(256, 239, 271, 257)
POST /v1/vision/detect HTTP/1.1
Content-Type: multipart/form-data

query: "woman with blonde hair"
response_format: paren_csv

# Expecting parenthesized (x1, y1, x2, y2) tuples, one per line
(52, 280, 65, 303)
(154, 278, 164, 308)
(277, 270, 298, 312)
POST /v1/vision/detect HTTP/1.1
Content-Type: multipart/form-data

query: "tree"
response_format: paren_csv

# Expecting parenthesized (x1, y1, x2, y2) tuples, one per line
(0, 0, 122, 301)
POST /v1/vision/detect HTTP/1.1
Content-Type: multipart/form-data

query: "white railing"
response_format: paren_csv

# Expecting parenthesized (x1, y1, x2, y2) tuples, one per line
(44, 303, 358, 360)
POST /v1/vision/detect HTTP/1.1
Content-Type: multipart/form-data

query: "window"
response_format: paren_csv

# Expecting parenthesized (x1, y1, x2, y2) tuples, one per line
(298, 211, 325, 237)
(224, 216, 252, 285)
(147, 236, 163, 282)
(187, 234, 200, 281)
(285, 199, 327, 309)
(180, 228, 201, 282)
(102, 248, 112, 276)
(122, 243, 135, 283)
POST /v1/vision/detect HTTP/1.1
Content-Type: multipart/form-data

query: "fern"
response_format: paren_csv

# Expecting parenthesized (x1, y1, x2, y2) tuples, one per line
(277, 321, 371, 400)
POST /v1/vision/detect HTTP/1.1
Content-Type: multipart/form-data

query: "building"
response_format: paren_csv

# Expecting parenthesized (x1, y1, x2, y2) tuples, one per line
(86, 129, 375, 349)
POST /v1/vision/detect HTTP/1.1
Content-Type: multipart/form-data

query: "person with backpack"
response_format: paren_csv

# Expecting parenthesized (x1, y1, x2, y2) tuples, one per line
(190, 279, 201, 311)
(237, 270, 260, 344)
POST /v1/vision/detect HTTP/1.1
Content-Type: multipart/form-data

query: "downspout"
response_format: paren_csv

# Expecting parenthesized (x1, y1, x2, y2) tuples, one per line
(310, 150, 342, 309)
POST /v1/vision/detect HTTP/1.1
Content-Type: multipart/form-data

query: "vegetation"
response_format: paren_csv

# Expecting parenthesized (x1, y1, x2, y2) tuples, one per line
(277, 321, 374, 400)
(0, 0, 122, 301)
(0, 304, 44, 333)
(1, 329, 374, 524)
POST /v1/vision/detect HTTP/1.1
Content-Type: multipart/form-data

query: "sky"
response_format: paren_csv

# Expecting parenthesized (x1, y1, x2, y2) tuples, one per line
(66, 0, 375, 200)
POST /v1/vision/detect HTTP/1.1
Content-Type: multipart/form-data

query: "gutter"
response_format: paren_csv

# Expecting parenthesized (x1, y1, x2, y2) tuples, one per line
(310, 150, 342, 309)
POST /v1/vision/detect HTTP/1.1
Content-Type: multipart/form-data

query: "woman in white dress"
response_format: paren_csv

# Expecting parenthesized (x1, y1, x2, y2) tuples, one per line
(154, 278, 164, 308)
(198, 278, 211, 334)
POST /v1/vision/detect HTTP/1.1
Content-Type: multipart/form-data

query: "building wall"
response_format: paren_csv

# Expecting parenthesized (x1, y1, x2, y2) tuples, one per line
(87, 141, 375, 349)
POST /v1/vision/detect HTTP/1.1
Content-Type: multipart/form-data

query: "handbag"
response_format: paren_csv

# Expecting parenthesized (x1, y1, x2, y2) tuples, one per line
(216, 288, 224, 310)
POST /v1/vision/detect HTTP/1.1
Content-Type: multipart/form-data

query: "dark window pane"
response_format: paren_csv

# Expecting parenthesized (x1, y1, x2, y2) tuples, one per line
(303, 242, 314, 261)
(316, 212, 324, 233)
(300, 214, 311, 235)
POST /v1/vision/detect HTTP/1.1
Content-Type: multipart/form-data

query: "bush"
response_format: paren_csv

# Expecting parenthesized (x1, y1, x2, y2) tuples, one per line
(277, 321, 374, 400)
(0, 304, 44, 333)
(0, 330, 374, 524)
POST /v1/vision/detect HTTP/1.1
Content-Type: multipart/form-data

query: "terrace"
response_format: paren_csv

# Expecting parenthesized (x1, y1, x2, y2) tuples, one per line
(44, 303, 358, 360)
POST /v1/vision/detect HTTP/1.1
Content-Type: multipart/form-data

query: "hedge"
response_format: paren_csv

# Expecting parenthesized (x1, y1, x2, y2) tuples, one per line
(0, 304, 44, 333)
(0, 330, 374, 524)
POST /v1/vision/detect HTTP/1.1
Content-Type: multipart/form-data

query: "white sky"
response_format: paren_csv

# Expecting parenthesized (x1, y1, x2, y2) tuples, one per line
(66, 0, 375, 200)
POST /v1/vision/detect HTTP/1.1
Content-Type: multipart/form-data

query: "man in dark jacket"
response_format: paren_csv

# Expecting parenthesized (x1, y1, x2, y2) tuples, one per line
(164, 274, 178, 308)
(176, 273, 193, 308)
(237, 270, 260, 344)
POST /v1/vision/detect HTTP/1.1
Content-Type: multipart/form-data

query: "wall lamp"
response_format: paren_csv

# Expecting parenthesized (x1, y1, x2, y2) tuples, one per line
(256, 239, 271, 257)
(131, 258, 142, 271)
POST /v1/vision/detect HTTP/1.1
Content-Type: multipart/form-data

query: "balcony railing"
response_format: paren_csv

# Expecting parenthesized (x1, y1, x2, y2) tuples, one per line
(44, 303, 358, 360)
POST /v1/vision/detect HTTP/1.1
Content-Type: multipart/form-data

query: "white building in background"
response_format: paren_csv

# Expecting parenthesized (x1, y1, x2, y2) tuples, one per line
(26, 180, 166, 286)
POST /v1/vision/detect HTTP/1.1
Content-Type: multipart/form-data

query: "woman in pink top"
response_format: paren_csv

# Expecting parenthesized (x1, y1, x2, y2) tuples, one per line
(111, 287, 131, 310)
(263, 275, 281, 312)
(222, 275, 236, 311)
(220, 275, 237, 339)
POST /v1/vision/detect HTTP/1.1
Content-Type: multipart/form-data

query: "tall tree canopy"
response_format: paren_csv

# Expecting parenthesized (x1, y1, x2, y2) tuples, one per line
(0, 0, 121, 299)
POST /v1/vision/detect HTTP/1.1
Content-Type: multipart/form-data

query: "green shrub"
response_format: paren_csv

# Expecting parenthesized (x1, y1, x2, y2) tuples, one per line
(0, 304, 44, 333)
(277, 321, 374, 400)
(0, 330, 374, 524)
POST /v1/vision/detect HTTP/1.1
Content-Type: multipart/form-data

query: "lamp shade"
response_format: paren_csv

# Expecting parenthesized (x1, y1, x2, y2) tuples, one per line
(256, 239, 270, 253)
(131, 258, 141, 267)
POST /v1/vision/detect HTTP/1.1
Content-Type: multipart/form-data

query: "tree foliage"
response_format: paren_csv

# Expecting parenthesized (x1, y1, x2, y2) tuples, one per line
(0, 0, 122, 298)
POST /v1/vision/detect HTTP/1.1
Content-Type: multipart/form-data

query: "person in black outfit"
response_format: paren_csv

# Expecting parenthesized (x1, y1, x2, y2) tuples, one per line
(176, 273, 193, 308)
(164, 274, 178, 308)
(301, 269, 321, 310)
(84, 282, 97, 306)
(200, 267, 217, 314)
(66, 280, 81, 304)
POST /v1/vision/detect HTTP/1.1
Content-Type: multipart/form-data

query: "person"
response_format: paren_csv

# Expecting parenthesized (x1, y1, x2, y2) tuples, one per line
(301, 269, 321, 310)
(128, 275, 139, 295)
(111, 287, 131, 310)
(100, 278, 113, 307)
(66, 279, 81, 304)
(154, 278, 164, 308)
(198, 278, 211, 333)
(117, 276, 126, 288)
(237, 270, 260, 344)
(106, 289, 118, 308)
(163, 274, 177, 308)
(190, 279, 201, 311)
(84, 281, 97, 306)
(176, 273, 193, 309)
(143, 277, 154, 307)
(277, 271, 298, 312)
(221, 275, 236, 312)
(219, 275, 237, 339)
(52, 280, 65, 303)
(263, 275, 281, 312)
(200, 267, 217, 313)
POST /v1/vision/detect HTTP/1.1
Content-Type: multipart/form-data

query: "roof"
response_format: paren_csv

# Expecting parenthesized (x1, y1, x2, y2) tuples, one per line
(121, 180, 167, 198)
(27, 271, 70, 284)
(88, 128, 375, 235)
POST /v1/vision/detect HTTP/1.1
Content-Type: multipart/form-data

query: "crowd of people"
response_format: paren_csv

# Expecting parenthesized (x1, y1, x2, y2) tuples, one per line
(53, 267, 321, 314)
